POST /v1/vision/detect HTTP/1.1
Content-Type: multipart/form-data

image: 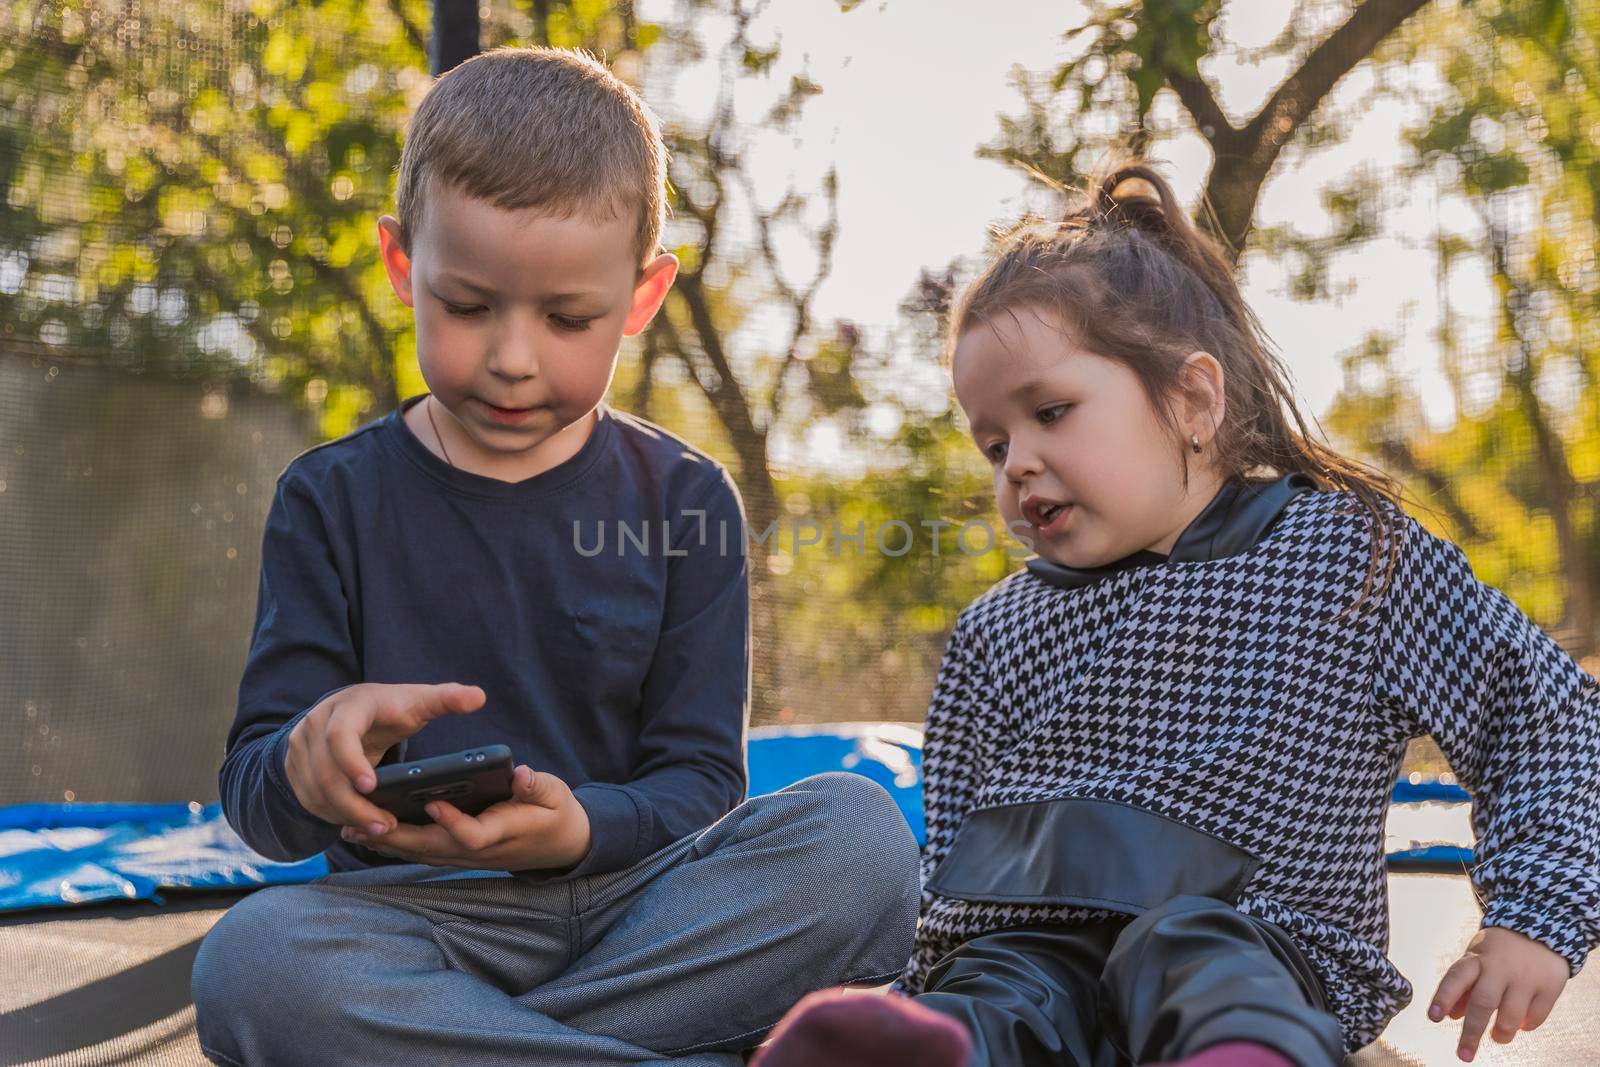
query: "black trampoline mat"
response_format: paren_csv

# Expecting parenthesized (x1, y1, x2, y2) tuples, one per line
(2, 876, 1597, 1066)
(0, 890, 248, 1067)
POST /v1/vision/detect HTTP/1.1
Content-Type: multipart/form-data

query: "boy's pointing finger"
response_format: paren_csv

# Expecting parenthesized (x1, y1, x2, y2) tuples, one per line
(402, 682, 487, 723)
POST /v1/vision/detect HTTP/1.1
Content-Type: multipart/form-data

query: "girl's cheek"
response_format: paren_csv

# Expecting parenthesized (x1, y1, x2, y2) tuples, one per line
(994, 485, 1022, 526)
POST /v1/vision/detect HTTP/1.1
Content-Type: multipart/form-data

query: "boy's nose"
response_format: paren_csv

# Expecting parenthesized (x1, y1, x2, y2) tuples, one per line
(487, 333, 540, 381)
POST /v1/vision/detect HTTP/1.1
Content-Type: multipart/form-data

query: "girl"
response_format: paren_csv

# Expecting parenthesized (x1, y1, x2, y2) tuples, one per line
(753, 163, 1600, 1067)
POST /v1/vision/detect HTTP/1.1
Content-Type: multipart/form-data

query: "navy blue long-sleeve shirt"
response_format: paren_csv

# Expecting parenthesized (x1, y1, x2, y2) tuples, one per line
(220, 396, 750, 877)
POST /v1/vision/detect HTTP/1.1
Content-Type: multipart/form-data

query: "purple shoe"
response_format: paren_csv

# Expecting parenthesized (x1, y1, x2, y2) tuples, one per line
(751, 989, 972, 1067)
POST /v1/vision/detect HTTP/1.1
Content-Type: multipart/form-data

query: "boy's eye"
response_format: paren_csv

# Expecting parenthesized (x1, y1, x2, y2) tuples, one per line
(1037, 403, 1072, 425)
(984, 441, 1008, 463)
(443, 302, 484, 318)
(550, 314, 594, 332)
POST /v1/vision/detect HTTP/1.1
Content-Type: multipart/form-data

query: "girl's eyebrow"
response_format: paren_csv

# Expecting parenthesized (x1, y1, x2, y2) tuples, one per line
(967, 378, 1062, 436)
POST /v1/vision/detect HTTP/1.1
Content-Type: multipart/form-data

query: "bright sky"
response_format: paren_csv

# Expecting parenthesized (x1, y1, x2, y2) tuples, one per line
(639, 0, 1486, 466)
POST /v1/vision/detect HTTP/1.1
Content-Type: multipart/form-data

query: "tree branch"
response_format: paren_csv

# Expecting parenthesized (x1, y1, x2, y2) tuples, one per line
(1165, 69, 1237, 145)
(1244, 0, 1429, 163)
(662, 276, 763, 446)
(1488, 218, 1595, 652)
(739, 167, 838, 427)
(1372, 435, 1481, 542)
(1199, 0, 1430, 259)
(386, 0, 428, 58)
(632, 324, 659, 418)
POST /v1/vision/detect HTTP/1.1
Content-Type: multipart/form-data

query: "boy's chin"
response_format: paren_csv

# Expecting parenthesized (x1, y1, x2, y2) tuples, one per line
(457, 400, 578, 439)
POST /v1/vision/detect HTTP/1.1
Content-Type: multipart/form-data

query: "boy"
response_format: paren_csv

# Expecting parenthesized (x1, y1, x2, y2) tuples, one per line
(192, 47, 919, 1066)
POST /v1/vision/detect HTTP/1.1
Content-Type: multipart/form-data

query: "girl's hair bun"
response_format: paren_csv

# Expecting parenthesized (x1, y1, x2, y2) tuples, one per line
(1091, 165, 1172, 235)
(1108, 175, 1160, 203)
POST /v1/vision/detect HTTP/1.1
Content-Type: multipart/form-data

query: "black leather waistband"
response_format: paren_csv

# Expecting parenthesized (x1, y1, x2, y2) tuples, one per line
(927, 797, 1261, 913)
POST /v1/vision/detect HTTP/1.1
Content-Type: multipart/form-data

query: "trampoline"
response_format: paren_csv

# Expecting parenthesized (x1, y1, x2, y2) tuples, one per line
(5, 723, 1599, 1066)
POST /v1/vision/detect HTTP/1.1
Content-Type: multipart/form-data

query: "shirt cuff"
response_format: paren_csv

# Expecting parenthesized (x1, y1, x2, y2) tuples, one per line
(1483, 897, 1592, 976)
(264, 706, 326, 825)
(566, 783, 644, 878)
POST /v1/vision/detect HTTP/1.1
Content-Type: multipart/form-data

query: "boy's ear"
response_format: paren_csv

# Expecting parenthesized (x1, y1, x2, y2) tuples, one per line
(622, 252, 680, 337)
(377, 215, 415, 309)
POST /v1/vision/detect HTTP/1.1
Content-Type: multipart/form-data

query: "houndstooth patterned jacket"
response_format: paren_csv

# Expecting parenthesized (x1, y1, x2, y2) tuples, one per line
(895, 489, 1600, 1053)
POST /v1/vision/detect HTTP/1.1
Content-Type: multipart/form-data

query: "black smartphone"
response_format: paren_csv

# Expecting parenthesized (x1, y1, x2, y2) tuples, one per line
(368, 744, 515, 825)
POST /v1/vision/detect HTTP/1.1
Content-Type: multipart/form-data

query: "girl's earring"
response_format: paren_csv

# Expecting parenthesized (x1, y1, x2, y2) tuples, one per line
(1191, 433, 1202, 454)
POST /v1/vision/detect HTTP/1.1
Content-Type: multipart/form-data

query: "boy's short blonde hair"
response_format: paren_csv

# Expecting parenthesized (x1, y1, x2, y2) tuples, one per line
(394, 46, 667, 267)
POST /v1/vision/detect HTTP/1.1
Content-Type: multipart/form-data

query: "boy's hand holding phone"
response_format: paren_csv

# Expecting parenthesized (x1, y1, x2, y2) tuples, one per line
(284, 681, 487, 837)
(339, 764, 594, 871)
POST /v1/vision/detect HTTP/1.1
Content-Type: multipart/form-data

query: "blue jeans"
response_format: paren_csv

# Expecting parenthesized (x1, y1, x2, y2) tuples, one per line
(192, 773, 921, 1065)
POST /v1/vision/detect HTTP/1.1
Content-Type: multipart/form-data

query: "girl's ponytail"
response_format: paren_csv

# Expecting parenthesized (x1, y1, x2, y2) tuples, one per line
(1092, 164, 1256, 345)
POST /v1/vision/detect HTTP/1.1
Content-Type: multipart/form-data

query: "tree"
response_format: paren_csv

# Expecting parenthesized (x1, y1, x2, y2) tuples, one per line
(1328, 0, 1600, 656)
(983, 0, 1431, 260)
(0, 1, 657, 437)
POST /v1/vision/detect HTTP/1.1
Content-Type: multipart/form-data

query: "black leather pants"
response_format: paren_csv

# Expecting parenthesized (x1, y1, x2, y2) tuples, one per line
(915, 895, 1345, 1067)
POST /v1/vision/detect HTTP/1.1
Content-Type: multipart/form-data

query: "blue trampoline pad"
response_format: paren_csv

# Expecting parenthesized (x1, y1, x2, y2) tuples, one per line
(0, 722, 1474, 912)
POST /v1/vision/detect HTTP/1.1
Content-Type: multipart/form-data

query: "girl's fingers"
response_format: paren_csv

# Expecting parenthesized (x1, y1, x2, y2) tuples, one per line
(1431, 956, 1481, 1022)
(1524, 988, 1559, 1032)
(1457, 975, 1508, 1062)
(1491, 988, 1531, 1043)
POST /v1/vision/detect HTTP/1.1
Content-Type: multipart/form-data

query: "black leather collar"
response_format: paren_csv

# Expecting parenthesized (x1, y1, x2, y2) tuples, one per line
(1024, 472, 1315, 590)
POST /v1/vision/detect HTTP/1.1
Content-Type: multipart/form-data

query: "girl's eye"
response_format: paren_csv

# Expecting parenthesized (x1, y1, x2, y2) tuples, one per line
(984, 441, 1009, 463)
(1037, 403, 1072, 425)
(551, 314, 594, 332)
(443, 303, 484, 318)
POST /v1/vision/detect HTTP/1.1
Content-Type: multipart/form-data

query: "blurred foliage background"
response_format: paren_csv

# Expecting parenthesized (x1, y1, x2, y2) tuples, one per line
(0, 0, 1596, 801)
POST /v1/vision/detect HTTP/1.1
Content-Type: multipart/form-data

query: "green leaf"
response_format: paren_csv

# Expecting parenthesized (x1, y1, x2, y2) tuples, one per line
(1130, 60, 1164, 119)
(1536, 0, 1570, 45)
(742, 45, 780, 75)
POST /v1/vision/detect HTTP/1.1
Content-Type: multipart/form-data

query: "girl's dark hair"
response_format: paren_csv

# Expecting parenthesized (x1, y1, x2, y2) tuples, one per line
(950, 159, 1406, 606)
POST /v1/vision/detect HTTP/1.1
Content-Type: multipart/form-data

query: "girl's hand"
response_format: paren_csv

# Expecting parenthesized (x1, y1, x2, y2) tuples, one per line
(1428, 926, 1569, 1062)
(340, 765, 592, 871)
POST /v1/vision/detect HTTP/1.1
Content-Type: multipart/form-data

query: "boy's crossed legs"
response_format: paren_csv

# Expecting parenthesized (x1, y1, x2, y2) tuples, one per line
(192, 772, 921, 1066)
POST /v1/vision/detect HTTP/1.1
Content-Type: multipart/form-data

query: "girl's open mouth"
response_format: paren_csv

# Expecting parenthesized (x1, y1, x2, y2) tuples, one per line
(1034, 503, 1072, 536)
